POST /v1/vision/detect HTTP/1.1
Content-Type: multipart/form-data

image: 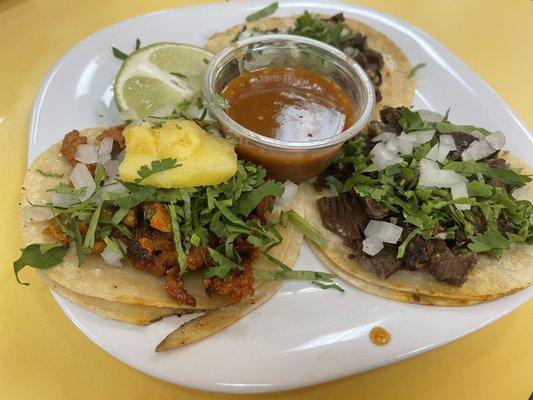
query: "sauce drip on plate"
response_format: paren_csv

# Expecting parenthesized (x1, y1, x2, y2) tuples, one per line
(369, 327, 391, 346)
(222, 67, 355, 142)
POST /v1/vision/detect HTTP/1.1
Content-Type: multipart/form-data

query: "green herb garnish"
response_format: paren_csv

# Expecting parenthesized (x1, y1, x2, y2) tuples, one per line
(37, 169, 64, 178)
(134, 158, 181, 183)
(246, 2, 278, 22)
(112, 46, 128, 60)
(287, 210, 326, 248)
(407, 63, 426, 78)
(211, 93, 230, 110)
(13, 243, 66, 285)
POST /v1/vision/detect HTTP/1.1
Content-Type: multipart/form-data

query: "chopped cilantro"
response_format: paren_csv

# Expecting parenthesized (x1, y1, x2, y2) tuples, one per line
(246, 2, 278, 22)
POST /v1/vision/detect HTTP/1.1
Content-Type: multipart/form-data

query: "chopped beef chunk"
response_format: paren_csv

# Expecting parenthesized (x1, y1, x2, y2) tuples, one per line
(472, 213, 487, 233)
(165, 267, 196, 306)
(428, 240, 477, 286)
(122, 207, 138, 228)
(486, 157, 509, 169)
(126, 241, 167, 276)
(204, 265, 254, 303)
(317, 195, 367, 250)
(61, 130, 87, 165)
(43, 221, 69, 245)
(97, 124, 126, 149)
(142, 203, 172, 233)
(497, 217, 516, 235)
(315, 162, 354, 190)
(486, 178, 507, 192)
(404, 236, 433, 270)
(186, 246, 210, 270)
(453, 230, 470, 249)
(366, 244, 402, 278)
(379, 107, 405, 133)
(250, 194, 274, 224)
(329, 12, 345, 23)
(362, 197, 389, 219)
(448, 133, 476, 161)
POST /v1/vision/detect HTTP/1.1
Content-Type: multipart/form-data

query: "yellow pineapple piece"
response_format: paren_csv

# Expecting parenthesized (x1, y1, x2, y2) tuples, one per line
(119, 120, 237, 188)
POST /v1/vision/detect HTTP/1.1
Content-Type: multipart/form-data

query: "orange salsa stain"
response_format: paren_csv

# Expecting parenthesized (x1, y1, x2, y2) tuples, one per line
(369, 326, 391, 346)
(222, 67, 355, 142)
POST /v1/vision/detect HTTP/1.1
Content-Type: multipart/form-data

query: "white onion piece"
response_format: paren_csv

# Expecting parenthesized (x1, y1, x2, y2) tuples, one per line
(364, 220, 403, 244)
(485, 131, 505, 150)
(451, 183, 470, 210)
(399, 132, 418, 142)
(439, 134, 457, 150)
(69, 163, 96, 201)
(426, 143, 439, 161)
(371, 132, 396, 142)
(372, 151, 402, 171)
(419, 160, 467, 188)
(117, 150, 126, 163)
(462, 139, 496, 161)
(436, 142, 452, 162)
(385, 137, 399, 153)
(101, 245, 124, 267)
(398, 137, 414, 155)
(511, 187, 528, 200)
(102, 178, 129, 194)
(118, 109, 138, 121)
(22, 205, 54, 221)
(104, 159, 120, 179)
(470, 130, 486, 140)
(414, 129, 435, 144)
(275, 181, 299, 207)
(435, 232, 447, 240)
(51, 192, 79, 208)
(75, 144, 98, 164)
(97, 137, 113, 164)
(416, 109, 444, 123)
(420, 158, 440, 171)
(362, 236, 384, 256)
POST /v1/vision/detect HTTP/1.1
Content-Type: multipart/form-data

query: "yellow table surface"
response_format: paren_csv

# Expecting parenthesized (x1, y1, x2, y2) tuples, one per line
(1, 0, 531, 398)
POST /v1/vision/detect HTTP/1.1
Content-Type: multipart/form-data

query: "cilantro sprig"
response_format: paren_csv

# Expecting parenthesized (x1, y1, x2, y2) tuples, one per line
(134, 158, 181, 183)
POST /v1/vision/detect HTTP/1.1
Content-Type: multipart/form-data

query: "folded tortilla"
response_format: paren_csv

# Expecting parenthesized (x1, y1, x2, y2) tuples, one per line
(205, 15, 415, 115)
(299, 152, 533, 305)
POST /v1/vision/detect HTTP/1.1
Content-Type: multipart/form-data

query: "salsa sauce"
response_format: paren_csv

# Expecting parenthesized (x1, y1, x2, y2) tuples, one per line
(222, 67, 355, 142)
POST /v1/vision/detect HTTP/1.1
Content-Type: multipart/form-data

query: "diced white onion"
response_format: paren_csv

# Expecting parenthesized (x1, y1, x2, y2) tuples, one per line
(451, 183, 470, 211)
(118, 109, 138, 121)
(436, 142, 453, 162)
(419, 160, 467, 188)
(416, 109, 444, 123)
(51, 192, 79, 208)
(362, 236, 384, 256)
(97, 137, 114, 164)
(117, 150, 126, 163)
(75, 144, 98, 164)
(414, 129, 435, 144)
(385, 137, 399, 153)
(104, 159, 120, 179)
(69, 163, 96, 202)
(101, 244, 124, 267)
(364, 220, 403, 244)
(371, 132, 396, 142)
(399, 132, 419, 142)
(102, 178, 129, 194)
(371, 143, 402, 171)
(435, 232, 447, 240)
(398, 137, 414, 155)
(276, 181, 299, 208)
(439, 134, 457, 150)
(511, 187, 528, 200)
(485, 131, 505, 150)
(426, 143, 439, 161)
(22, 205, 54, 221)
(462, 139, 496, 161)
(470, 130, 486, 140)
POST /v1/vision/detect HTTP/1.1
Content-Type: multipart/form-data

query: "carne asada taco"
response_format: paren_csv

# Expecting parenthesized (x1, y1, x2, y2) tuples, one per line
(300, 107, 533, 305)
(205, 11, 414, 115)
(15, 120, 317, 348)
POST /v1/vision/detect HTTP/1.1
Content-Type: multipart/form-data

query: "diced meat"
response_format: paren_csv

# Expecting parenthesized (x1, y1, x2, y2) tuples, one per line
(122, 208, 138, 228)
(142, 203, 172, 233)
(186, 246, 210, 270)
(317, 195, 367, 250)
(404, 236, 433, 270)
(486, 157, 509, 169)
(472, 213, 487, 233)
(497, 218, 515, 235)
(204, 265, 254, 303)
(250, 195, 274, 224)
(91, 240, 106, 254)
(329, 12, 345, 23)
(379, 107, 405, 133)
(97, 124, 126, 149)
(486, 178, 507, 192)
(362, 197, 389, 219)
(133, 225, 174, 251)
(365, 244, 402, 278)
(126, 241, 167, 276)
(427, 240, 477, 286)
(43, 221, 69, 245)
(61, 130, 87, 165)
(448, 133, 477, 161)
(165, 267, 196, 307)
(234, 236, 260, 264)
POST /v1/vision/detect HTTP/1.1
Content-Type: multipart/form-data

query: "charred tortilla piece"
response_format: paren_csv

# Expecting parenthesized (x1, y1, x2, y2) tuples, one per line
(428, 240, 477, 286)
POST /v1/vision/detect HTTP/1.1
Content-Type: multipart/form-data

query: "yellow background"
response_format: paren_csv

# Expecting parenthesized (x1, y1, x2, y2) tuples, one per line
(0, 0, 531, 398)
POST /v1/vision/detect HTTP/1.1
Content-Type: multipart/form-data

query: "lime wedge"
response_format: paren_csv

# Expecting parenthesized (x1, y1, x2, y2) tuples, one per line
(114, 43, 213, 117)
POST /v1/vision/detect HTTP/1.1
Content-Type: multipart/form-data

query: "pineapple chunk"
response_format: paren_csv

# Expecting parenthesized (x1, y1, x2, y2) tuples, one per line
(119, 120, 237, 188)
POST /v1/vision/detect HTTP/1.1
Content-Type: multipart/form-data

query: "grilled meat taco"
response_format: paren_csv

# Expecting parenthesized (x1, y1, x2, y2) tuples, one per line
(15, 120, 319, 348)
(206, 11, 415, 115)
(300, 107, 533, 305)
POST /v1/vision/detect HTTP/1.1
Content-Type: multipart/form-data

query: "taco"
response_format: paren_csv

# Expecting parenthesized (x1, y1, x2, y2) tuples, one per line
(300, 107, 533, 305)
(205, 11, 415, 115)
(15, 120, 316, 349)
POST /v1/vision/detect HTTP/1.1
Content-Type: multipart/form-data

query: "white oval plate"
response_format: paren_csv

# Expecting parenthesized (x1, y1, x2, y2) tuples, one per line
(29, 0, 532, 393)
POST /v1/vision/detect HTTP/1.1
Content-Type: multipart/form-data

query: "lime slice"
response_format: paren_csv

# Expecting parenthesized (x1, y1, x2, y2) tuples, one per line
(114, 43, 213, 117)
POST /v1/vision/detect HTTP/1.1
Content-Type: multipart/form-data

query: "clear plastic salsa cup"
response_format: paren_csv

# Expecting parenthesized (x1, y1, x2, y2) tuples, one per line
(203, 34, 375, 182)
